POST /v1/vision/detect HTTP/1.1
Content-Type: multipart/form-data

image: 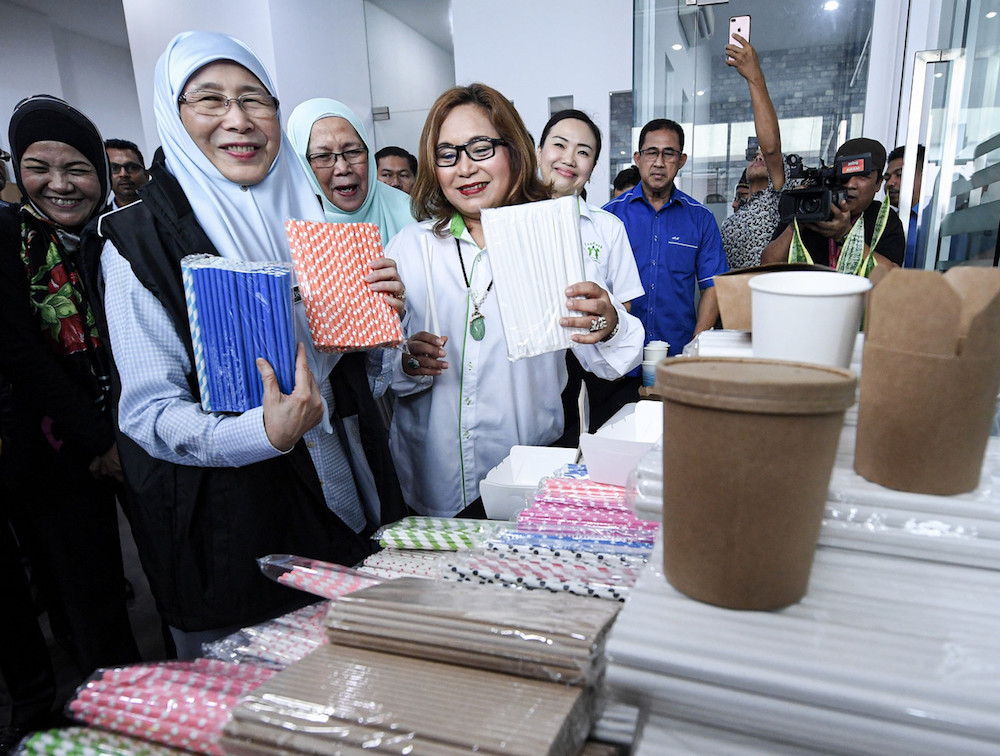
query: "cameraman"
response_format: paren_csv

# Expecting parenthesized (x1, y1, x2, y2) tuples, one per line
(761, 138, 905, 272)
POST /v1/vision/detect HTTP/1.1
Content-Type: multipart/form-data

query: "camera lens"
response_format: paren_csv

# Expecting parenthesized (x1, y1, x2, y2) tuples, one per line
(800, 197, 822, 215)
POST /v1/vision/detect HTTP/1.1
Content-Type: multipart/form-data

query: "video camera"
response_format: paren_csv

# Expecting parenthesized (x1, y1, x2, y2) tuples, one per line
(777, 152, 874, 223)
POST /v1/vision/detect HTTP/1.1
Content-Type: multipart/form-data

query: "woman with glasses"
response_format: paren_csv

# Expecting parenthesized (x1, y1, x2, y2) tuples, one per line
(536, 109, 645, 442)
(84, 31, 404, 656)
(385, 83, 642, 518)
(287, 99, 414, 247)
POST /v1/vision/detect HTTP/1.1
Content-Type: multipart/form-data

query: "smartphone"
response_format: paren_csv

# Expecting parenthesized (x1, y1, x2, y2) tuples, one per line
(729, 15, 751, 49)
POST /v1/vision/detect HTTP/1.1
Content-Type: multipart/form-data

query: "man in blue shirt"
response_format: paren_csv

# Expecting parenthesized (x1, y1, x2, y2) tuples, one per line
(604, 119, 728, 356)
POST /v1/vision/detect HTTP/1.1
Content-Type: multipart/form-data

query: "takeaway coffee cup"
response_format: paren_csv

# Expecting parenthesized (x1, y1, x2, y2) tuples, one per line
(749, 271, 871, 369)
(655, 358, 856, 610)
(644, 340, 670, 362)
(641, 360, 658, 387)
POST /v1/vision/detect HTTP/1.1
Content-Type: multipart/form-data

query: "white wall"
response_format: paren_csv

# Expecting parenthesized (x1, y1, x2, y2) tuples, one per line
(0, 1, 143, 169)
(451, 0, 633, 206)
(364, 1, 455, 156)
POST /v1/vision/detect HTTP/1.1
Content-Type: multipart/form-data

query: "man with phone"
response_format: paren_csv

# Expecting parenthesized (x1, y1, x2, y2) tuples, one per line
(719, 27, 788, 270)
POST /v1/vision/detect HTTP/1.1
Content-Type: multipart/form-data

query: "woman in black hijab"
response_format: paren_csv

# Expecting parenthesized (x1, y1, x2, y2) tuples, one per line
(0, 95, 140, 734)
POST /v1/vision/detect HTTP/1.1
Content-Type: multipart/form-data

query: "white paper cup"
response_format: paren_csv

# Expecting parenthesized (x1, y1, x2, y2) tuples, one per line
(749, 272, 872, 369)
(644, 340, 670, 362)
(641, 360, 659, 387)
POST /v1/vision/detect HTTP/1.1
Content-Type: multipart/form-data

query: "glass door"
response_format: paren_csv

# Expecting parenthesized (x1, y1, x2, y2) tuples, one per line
(631, 0, 876, 224)
(900, 0, 1000, 269)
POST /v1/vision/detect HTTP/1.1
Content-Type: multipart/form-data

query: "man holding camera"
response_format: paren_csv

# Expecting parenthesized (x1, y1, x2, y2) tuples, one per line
(761, 138, 905, 273)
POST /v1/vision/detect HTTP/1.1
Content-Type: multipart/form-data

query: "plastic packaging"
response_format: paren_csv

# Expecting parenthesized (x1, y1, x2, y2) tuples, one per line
(372, 516, 511, 550)
(257, 554, 382, 600)
(180, 254, 295, 412)
(16, 726, 187, 755)
(480, 195, 586, 360)
(202, 601, 330, 669)
(325, 577, 621, 685)
(284, 219, 403, 352)
(66, 659, 273, 755)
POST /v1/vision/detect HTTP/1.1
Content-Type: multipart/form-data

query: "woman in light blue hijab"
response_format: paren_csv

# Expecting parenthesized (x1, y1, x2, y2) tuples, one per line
(287, 98, 415, 246)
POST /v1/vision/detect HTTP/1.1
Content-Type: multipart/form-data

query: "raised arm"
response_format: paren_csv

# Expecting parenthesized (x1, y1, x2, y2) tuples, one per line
(727, 34, 784, 191)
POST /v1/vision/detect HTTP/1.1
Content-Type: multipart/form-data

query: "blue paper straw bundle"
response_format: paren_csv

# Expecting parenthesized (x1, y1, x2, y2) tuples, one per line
(181, 254, 296, 413)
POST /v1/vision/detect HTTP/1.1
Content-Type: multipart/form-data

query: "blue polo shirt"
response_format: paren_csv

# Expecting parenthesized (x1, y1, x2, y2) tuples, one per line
(603, 184, 728, 356)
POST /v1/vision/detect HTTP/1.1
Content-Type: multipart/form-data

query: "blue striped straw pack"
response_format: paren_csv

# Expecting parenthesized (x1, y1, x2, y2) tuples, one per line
(181, 254, 296, 413)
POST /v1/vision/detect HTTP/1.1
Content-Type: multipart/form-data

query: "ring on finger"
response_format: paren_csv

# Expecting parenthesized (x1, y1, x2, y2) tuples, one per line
(406, 357, 420, 370)
(398, 288, 407, 302)
(588, 315, 608, 333)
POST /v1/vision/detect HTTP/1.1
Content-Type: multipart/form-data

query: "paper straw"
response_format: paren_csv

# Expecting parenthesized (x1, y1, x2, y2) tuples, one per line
(420, 233, 441, 335)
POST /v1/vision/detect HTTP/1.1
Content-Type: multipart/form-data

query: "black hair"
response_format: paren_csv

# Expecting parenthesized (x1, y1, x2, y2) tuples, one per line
(375, 145, 417, 175)
(887, 143, 925, 169)
(638, 118, 684, 152)
(613, 165, 640, 192)
(539, 109, 602, 163)
(105, 138, 145, 166)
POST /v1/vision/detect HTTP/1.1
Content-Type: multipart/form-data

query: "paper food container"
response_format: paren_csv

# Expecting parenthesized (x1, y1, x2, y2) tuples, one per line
(480, 445, 579, 520)
(714, 262, 835, 331)
(579, 400, 664, 487)
(855, 267, 1000, 495)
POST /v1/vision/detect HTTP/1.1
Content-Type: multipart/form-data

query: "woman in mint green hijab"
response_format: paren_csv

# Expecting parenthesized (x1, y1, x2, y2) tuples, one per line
(287, 98, 415, 244)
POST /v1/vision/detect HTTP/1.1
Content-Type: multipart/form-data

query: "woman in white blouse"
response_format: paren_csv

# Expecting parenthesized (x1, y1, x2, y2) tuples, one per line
(386, 84, 642, 517)
(536, 109, 645, 439)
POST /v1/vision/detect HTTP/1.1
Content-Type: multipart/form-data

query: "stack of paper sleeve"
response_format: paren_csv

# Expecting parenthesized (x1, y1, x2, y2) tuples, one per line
(324, 577, 620, 684)
(181, 254, 295, 412)
(220, 644, 592, 756)
(480, 195, 586, 360)
(604, 535, 1000, 755)
(284, 220, 403, 351)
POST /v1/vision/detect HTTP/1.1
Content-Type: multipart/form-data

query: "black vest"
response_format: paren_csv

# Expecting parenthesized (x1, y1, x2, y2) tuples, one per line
(81, 164, 405, 631)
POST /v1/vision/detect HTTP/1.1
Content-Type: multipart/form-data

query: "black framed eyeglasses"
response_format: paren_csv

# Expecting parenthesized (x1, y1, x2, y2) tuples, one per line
(638, 146, 682, 162)
(177, 91, 279, 117)
(307, 148, 368, 169)
(434, 137, 507, 167)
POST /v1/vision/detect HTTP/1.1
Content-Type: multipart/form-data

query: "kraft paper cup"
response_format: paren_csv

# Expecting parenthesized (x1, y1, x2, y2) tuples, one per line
(655, 358, 856, 610)
(749, 271, 871, 369)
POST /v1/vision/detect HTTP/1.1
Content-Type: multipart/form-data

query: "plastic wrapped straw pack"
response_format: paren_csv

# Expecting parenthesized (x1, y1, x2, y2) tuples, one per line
(257, 554, 383, 600)
(67, 659, 273, 755)
(285, 220, 403, 352)
(372, 516, 513, 551)
(181, 254, 295, 412)
(480, 195, 587, 360)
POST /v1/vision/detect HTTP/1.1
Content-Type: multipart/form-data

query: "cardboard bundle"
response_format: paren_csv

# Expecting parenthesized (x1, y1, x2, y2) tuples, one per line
(480, 195, 586, 360)
(324, 578, 621, 684)
(855, 268, 1000, 494)
(284, 220, 403, 352)
(220, 644, 592, 756)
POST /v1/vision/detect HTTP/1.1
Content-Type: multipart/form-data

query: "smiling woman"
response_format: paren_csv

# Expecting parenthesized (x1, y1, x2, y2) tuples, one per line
(384, 83, 643, 517)
(82, 31, 405, 657)
(1, 94, 140, 724)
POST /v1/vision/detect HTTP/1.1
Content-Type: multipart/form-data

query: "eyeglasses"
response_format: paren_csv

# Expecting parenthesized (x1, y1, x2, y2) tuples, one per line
(638, 146, 683, 162)
(109, 161, 144, 175)
(434, 137, 507, 168)
(307, 148, 368, 169)
(177, 91, 279, 117)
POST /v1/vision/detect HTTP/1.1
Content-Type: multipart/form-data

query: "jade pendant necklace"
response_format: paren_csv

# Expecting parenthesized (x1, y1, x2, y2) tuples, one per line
(455, 238, 493, 341)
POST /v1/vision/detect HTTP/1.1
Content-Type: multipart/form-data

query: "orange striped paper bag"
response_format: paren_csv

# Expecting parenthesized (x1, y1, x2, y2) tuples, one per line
(285, 220, 403, 352)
